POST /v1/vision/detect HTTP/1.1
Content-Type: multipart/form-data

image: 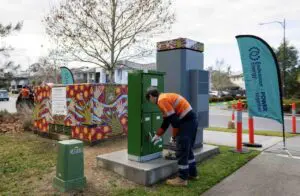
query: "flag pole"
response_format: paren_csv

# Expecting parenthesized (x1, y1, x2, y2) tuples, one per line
(236, 34, 290, 156)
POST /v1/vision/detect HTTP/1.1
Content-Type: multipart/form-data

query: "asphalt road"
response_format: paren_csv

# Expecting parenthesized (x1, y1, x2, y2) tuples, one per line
(0, 97, 299, 132)
(0, 96, 17, 113)
(209, 106, 300, 132)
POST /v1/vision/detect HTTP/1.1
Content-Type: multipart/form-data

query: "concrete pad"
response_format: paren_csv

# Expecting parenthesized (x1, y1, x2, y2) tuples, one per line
(202, 152, 300, 196)
(96, 145, 219, 186)
(204, 130, 282, 151)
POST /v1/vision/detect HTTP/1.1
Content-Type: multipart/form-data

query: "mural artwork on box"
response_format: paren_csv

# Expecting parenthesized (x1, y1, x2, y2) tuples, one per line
(33, 86, 53, 132)
(92, 85, 128, 137)
(65, 84, 128, 142)
(157, 38, 204, 52)
(65, 84, 93, 126)
(33, 84, 128, 142)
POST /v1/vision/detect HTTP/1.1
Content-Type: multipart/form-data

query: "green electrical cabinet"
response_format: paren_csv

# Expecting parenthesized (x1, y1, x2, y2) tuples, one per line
(53, 139, 86, 192)
(128, 71, 165, 162)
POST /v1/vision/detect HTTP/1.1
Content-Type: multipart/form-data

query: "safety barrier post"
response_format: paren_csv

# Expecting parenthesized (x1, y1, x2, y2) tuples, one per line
(292, 103, 297, 134)
(243, 113, 262, 148)
(231, 101, 248, 153)
(228, 103, 236, 129)
(232, 104, 235, 122)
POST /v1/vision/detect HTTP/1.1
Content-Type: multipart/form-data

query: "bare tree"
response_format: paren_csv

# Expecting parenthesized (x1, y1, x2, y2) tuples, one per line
(0, 22, 22, 52)
(45, 0, 174, 82)
(0, 22, 23, 71)
(211, 59, 235, 91)
(28, 56, 61, 84)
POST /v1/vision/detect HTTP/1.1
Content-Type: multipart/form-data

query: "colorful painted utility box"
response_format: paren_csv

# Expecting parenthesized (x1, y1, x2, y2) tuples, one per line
(33, 84, 128, 143)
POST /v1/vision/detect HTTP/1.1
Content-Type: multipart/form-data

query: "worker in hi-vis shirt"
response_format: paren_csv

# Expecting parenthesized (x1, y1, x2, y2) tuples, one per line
(146, 88, 199, 186)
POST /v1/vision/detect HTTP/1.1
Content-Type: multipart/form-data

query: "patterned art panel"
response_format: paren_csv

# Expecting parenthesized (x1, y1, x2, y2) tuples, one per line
(71, 124, 127, 142)
(92, 84, 128, 136)
(157, 38, 204, 52)
(33, 85, 52, 132)
(33, 118, 49, 133)
(65, 84, 93, 126)
(33, 83, 128, 142)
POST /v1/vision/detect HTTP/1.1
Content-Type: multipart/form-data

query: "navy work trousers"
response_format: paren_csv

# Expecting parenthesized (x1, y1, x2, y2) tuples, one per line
(175, 113, 198, 180)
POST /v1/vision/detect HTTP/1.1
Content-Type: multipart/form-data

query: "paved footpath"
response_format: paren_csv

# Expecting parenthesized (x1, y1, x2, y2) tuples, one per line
(202, 130, 300, 196)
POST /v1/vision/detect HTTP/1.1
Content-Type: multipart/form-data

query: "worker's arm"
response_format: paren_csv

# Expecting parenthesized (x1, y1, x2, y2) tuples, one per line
(156, 100, 180, 137)
(156, 114, 180, 137)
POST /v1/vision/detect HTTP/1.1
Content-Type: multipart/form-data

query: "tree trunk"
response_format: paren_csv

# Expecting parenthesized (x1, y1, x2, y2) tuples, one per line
(109, 69, 115, 83)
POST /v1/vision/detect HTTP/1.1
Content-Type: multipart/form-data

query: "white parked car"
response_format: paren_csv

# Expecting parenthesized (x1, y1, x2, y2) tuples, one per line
(209, 90, 219, 97)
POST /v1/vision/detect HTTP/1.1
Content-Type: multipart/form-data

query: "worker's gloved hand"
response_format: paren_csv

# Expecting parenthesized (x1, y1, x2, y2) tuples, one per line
(151, 134, 162, 146)
(169, 136, 176, 145)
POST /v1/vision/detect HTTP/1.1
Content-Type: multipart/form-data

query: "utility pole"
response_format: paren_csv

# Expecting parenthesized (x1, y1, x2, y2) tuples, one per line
(259, 18, 286, 97)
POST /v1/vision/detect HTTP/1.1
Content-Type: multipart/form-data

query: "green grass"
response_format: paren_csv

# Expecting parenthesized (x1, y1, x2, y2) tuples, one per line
(209, 100, 244, 106)
(209, 101, 231, 106)
(112, 146, 260, 196)
(0, 133, 57, 195)
(206, 127, 296, 138)
(0, 133, 261, 196)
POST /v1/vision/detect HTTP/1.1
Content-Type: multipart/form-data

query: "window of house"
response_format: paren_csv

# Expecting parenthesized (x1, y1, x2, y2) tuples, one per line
(106, 74, 110, 83)
(117, 69, 122, 80)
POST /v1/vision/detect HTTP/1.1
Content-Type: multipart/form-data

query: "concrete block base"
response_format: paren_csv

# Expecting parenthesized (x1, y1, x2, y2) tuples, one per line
(53, 176, 86, 192)
(96, 145, 219, 186)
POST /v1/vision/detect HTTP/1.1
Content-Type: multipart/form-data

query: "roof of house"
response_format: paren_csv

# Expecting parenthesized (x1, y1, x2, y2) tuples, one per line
(69, 60, 157, 73)
(229, 71, 243, 78)
(116, 60, 156, 70)
(70, 66, 91, 73)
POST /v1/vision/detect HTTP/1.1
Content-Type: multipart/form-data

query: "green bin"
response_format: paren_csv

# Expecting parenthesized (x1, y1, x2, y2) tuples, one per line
(53, 139, 86, 192)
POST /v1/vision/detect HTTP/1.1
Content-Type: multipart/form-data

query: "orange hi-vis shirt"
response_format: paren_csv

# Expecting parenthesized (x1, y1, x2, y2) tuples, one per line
(158, 93, 192, 119)
(21, 88, 30, 98)
(156, 93, 192, 137)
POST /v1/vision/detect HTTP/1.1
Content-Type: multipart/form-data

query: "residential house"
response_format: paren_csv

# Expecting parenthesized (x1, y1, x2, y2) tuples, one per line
(229, 72, 245, 90)
(71, 66, 89, 83)
(10, 71, 30, 93)
(71, 60, 156, 84)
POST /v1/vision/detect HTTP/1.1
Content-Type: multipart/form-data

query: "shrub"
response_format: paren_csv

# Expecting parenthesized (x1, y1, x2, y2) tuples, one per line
(209, 97, 218, 103)
(282, 104, 291, 113)
(18, 105, 34, 131)
(227, 98, 300, 113)
(223, 96, 234, 102)
(209, 97, 224, 103)
(283, 99, 300, 113)
(235, 96, 246, 100)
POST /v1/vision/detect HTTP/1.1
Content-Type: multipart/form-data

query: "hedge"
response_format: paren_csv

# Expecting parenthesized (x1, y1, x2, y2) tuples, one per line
(209, 96, 246, 103)
(227, 99, 300, 114)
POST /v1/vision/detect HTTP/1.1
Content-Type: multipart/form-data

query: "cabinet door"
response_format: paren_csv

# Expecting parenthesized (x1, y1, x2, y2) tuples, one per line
(142, 74, 164, 113)
(151, 113, 163, 152)
(141, 113, 152, 156)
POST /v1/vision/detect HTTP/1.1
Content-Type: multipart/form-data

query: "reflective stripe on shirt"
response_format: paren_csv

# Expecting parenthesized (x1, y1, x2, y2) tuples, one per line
(179, 106, 192, 119)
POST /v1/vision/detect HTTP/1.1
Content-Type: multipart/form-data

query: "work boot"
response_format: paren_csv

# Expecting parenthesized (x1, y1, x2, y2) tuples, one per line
(166, 177, 188, 186)
(188, 175, 199, 180)
(165, 151, 177, 160)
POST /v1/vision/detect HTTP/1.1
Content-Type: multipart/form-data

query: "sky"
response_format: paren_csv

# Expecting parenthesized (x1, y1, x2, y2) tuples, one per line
(1, 0, 300, 72)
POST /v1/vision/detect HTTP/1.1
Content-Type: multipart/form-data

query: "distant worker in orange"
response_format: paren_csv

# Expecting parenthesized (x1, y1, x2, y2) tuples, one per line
(146, 88, 199, 187)
(20, 85, 30, 99)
